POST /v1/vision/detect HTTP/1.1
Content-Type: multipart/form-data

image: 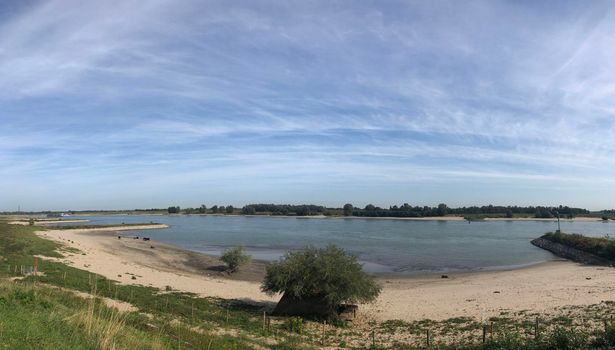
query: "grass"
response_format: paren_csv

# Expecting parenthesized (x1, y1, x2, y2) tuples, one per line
(542, 231, 615, 261)
(2, 222, 615, 349)
(0, 222, 319, 349)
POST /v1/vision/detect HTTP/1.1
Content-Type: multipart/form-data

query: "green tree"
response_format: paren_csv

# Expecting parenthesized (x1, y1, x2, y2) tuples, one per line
(436, 203, 448, 216)
(211, 205, 218, 213)
(225, 205, 234, 214)
(167, 206, 180, 214)
(220, 246, 251, 273)
(242, 205, 256, 215)
(343, 203, 353, 216)
(198, 204, 207, 214)
(262, 245, 381, 317)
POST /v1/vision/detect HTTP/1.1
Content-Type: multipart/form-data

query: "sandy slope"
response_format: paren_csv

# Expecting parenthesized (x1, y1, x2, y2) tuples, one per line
(37, 226, 615, 322)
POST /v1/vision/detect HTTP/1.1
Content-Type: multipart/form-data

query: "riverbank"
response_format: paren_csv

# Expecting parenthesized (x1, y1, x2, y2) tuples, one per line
(37, 225, 615, 322)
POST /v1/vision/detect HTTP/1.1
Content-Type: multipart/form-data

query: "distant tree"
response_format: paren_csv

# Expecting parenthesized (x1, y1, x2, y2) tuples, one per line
(220, 246, 251, 273)
(225, 205, 234, 214)
(198, 204, 207, 214)
(505, 210, 514, 218)
(364, 204, 376, 212)
(262, 245, 381, 318)
(343, 203, 354, 216)
(436, 203, 449, 216)
(211, 205, 218, 214)
(217, 205, 225, 213)
(184, 207, 195, 214)
(167, 206, 180, 214)
(242, 205, 256, 215)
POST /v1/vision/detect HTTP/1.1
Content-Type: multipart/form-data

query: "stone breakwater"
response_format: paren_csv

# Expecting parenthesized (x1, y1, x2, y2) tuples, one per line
(531, 237, 614, 266)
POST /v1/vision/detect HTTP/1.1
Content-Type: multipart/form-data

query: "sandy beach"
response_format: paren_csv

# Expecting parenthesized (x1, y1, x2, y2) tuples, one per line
(36, 226, 615, 322)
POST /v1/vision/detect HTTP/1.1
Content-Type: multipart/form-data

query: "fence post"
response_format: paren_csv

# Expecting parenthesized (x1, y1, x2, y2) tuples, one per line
(426, 329, 430, 347)
(490, 321, 494, 340)
(534, 317, 539, 340)
(322, 322, 326, 345)
(371, 328, 375, 348)
(482, 325, 487, 343)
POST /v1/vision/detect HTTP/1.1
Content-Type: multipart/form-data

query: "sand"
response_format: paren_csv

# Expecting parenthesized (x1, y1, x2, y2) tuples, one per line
(37, 226, 615, 322)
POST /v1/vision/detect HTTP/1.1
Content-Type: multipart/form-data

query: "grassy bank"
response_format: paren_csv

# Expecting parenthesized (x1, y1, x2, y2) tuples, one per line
(542, 231, 615, 261)
(0, 223, 314, 349)
(2, 222, 615, 349)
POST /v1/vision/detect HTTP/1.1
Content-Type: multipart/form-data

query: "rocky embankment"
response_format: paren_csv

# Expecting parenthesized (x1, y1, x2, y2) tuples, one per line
(531, 237, 615, 266)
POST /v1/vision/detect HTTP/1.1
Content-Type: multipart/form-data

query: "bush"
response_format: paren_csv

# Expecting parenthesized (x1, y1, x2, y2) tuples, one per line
(220, 246, 251, 273)
(262, 245, 381, 316)
(547, 326, 588, 350)
(284, 316, 304, 334)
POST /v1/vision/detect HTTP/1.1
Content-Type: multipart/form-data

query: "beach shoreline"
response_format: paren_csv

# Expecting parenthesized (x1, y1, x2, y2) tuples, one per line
(34, 224, 615, 322)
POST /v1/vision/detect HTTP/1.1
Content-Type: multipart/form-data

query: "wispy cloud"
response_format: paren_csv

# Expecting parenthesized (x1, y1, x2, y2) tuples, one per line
(1, 0, 615, 210)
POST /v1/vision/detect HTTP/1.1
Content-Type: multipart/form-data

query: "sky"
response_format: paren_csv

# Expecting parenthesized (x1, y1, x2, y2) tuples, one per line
(2, 0, 615, 211)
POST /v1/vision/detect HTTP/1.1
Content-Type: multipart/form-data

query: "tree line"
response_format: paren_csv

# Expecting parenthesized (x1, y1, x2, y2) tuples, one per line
(164, 203, 590, 218)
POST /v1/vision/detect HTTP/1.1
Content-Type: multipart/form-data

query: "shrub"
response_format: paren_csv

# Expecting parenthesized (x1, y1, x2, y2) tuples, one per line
(262, 245, 381, 316)
(220, 246, 251, 273)
(284, 316, 304, 334)
(547, 326, 588, 350)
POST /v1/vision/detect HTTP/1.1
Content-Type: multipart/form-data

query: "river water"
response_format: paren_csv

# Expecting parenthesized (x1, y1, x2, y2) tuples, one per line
(60, 215, 615, 274)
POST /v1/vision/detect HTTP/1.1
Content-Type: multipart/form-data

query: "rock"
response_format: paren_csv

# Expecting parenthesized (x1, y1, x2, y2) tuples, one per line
(441, 275, 449, 279)
(131, 276, 137, 280)
(531, 238, 614, 266)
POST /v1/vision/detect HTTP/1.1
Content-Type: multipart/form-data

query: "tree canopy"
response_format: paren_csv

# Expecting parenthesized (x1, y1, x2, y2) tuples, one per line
(261, 245, 381, 315)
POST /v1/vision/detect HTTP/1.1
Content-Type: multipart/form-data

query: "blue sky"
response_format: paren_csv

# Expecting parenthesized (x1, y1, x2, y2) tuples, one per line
(2, 0, 615, 211)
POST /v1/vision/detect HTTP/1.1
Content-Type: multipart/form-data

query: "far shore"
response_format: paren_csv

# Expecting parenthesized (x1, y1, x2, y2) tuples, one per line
(35, 224, 615, 322)
(42, 212, 608, 222)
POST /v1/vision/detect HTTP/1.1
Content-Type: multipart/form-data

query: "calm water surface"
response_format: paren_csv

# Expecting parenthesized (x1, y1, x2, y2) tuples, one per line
(59, 215, 615, 274)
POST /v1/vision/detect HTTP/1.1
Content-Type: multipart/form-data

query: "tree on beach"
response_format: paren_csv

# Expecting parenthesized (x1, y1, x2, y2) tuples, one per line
(198, 204, 207, 214)
(225, 205, 234, 214)
(262, 245, 381, 319)
(343, 203, 353, 216)
(220, 246, 251, 273)
(211, 205, 218, 213)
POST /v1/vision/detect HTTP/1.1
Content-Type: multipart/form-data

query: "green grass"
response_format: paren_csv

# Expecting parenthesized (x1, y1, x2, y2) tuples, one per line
(542, 231, 615, 261)
(3, 222, 615, 349)
(0, 222, 319, 349)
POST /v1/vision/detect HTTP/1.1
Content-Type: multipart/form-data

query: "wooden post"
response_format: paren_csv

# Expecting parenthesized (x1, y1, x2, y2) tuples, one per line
(34, 257, 38, 275)
(426, 329, 430, 347)
(490, 321, 494, 340)
(482, 325, 487, 343)
(534, 318, 539, 340)
(262, 312, 266, 331)
(322, 321, 326, 345)
(370, 328, 375, 348)
(605, 319, 609, 332)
